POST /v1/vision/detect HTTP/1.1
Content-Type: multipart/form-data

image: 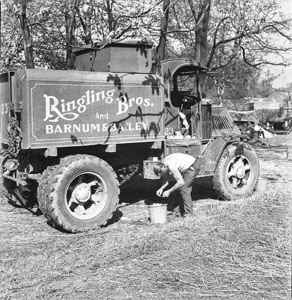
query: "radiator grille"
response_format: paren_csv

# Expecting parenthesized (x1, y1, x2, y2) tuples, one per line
(212, 115, 233, 130)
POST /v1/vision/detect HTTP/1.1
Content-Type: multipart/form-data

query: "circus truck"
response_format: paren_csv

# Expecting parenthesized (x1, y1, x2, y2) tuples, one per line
(0, 41, 260, 232)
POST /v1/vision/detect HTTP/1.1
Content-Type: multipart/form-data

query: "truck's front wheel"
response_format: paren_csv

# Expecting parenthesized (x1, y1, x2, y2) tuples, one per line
(38, 155, 119, 232)
(213, 143, 259, 200)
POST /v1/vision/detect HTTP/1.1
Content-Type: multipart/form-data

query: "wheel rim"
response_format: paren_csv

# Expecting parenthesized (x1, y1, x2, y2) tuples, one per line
(65, 171, 108, 220)
(226, 155, 251, 189)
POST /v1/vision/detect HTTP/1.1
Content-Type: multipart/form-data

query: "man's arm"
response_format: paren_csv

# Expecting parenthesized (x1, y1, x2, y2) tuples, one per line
(156, 177, 169, 197)
(161, 167, 184, 198)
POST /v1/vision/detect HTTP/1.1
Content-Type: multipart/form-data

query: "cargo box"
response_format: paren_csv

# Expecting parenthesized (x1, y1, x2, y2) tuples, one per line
(9, 69, 164, 149)
(74, 41, 153, 73)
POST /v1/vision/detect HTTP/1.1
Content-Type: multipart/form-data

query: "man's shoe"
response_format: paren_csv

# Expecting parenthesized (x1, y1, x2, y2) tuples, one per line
(167, 211, 181, 218)
(182, 213, 193, 219)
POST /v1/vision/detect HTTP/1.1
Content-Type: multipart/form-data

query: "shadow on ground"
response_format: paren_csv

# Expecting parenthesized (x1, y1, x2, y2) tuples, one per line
(120, 176, 217, 203)
(119, 175, 218, 218)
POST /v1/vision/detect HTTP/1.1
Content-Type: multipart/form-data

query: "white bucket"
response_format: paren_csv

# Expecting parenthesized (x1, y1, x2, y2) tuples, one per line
(148, 203, 167, 224)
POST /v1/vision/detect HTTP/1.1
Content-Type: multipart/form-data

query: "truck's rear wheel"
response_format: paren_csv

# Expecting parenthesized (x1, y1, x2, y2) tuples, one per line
(213, 143, 259, 200)
(38, 155, 119, 232)
(38, 165, 57, 219)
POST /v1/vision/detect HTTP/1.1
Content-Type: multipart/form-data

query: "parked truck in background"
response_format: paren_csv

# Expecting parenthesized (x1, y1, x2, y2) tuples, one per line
(0, 41, 260, 232)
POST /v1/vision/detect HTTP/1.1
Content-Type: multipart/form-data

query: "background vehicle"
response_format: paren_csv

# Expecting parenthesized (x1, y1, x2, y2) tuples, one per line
(0, 41, 260, 232)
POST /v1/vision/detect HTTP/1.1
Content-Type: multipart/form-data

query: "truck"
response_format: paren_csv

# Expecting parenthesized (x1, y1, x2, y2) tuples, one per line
(0, 41, 260, 232)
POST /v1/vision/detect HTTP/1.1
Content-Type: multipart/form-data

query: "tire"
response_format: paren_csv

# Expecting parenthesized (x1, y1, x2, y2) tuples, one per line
(38, 165, 57, 219)
(213, 143, 260, 200)
(0, 154, 7, 202)
(38, 155, 120, 233)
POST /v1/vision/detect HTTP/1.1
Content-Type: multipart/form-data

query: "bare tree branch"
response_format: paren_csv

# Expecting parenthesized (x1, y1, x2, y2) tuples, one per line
(240, 45, 290, 68)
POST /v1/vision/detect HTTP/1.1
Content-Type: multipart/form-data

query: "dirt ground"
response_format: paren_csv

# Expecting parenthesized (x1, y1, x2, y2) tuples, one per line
(0, 147, 291, 300)
(255, 147, 292, 191)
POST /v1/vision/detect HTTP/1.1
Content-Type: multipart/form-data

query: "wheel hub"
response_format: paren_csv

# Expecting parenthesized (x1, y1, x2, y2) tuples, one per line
(236, 166, 245, 179)
(227, 155, 251, 189)
(65, 170, 108, 220)
(72, 182, 98, 203)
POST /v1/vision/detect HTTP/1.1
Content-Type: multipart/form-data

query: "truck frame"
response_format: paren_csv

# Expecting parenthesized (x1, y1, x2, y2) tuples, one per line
(0, 41, 260, 232)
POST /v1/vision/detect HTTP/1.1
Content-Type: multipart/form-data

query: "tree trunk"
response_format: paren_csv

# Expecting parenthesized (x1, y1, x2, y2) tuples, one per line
(65, 0, 77, 69)
(105, 0, 114, 32)
(194, 3, 210, 66)
(76, 0, 94, 45)
(19, 0, 34, 68)
(153, 0, 170, 74)
(188, 0, 211, 96)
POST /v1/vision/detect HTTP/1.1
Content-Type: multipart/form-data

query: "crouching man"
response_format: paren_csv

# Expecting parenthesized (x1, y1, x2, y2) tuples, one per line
(153, 153, 200, 217)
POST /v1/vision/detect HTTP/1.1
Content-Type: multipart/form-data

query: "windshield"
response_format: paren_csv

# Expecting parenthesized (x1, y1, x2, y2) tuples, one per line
(170, 70, 200, 108)
(176, 73, 197, 95)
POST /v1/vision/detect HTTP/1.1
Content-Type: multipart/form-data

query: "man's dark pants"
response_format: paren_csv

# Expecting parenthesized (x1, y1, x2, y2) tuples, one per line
(179, 163, 200, 216)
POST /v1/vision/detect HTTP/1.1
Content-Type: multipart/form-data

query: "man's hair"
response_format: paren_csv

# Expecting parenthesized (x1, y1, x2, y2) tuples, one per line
(154, 162, 167, 176)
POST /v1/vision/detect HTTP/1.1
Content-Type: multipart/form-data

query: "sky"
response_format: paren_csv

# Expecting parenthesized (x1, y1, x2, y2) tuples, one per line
(279, 0, 292, 12)
(268, 0, 292, 88)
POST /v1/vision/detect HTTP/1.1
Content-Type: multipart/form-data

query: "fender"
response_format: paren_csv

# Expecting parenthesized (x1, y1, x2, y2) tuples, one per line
(201, 135, 249, 174)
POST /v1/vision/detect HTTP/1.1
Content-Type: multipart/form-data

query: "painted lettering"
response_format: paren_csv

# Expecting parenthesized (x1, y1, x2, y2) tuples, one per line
(43, 88, 153, 122)
(117, 97, 129, 115)
(95, 113, 109, 119)
(44, 94, 78, 122)
(45, 121, 150, 135)
(116, 96, 153, 115)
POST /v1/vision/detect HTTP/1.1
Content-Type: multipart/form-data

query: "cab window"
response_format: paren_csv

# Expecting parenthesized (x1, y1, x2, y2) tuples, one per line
(170, 69, 200, 108)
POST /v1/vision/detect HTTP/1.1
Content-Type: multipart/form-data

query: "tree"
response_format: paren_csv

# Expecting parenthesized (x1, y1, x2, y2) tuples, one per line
(187, 0, 211, 95)
(1, 0, 68, 71)
(254, 72, 276, 98)
(164, 0, 292, 99)
(1, 0, 291, 101)
(75, 0, 94, 45)
(187, 0, 211, 65)
(0, 3, 23, 71)
(12, 0, 34, 68)
(65, 0, 78, 69)
(207, 59, 261, 99)
(153, 0, 170, 73)
(207, 0, 292, 69)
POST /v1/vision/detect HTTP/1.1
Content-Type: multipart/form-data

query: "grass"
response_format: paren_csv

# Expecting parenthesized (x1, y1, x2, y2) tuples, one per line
(0, 189, 291, 300)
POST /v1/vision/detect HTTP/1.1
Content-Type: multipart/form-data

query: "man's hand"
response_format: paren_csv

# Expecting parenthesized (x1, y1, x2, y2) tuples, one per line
(162, 190, 171, 198)
(156, 188, 164, 197)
